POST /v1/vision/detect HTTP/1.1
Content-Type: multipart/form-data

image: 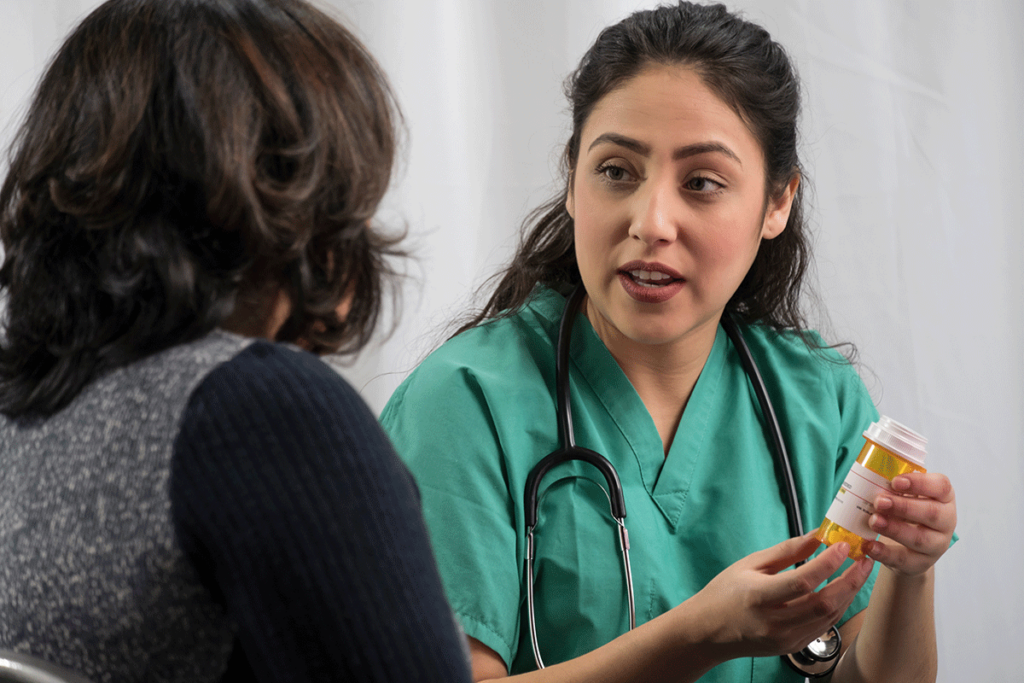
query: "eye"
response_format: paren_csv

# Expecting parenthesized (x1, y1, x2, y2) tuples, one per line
(684, 175, 724, 193)
(595, 161, 636, 184)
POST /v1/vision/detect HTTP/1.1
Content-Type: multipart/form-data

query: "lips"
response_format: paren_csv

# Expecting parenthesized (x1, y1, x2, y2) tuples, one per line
(617, 261, 685, 303)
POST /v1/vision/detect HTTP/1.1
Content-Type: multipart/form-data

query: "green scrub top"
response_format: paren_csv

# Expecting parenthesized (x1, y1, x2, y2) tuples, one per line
(381, 286, 881, 681)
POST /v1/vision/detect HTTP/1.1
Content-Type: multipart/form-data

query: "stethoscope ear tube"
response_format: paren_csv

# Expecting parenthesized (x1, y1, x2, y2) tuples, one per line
(524, 445, 636, 670)
(524, 508, 635, 670)
(524, 284, 635, 669)
(554, 285, 587, 454)
(523, 283, 627, 528)
(523, 447, 626, 527)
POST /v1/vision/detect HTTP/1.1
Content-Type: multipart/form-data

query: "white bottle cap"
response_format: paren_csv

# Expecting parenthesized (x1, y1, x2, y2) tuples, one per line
(863, 416, 928, 467)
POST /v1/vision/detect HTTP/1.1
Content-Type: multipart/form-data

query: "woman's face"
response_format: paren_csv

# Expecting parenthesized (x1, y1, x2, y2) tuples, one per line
(567, 64, 796, 358)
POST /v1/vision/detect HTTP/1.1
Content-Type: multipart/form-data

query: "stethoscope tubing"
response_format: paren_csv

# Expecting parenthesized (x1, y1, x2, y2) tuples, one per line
(718, 313, 804, 539)
(524, 285, 635, 669)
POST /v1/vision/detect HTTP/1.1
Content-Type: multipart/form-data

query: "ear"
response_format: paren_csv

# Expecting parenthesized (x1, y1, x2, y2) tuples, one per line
(761, 174, 800, 240)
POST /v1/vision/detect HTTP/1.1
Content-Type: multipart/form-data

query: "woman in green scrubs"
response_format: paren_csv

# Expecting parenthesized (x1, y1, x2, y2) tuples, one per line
(381, 3, 958, 682)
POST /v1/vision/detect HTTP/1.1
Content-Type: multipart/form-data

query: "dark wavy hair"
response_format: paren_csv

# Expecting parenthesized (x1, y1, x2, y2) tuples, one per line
(0, 0, 404, 418)
(456, 1, 810, 336)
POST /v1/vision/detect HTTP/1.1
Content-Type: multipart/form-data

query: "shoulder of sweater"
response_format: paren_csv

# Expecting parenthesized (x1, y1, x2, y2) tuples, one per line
(170, 339, 405, 523)
(183, 339, 374, 429)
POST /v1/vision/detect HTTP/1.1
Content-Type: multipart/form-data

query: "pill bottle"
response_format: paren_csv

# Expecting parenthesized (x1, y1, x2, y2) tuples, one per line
(815, 416, 927, 559)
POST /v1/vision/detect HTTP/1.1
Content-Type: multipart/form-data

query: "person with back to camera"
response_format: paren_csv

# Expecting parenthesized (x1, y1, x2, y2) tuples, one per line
(380, 2, 957, 682)
(0, 0, 473, 681)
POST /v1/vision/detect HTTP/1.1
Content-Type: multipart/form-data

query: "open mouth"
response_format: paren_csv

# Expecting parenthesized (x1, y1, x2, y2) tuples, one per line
(626, 269, 677, 288)
(617, 263, 685, 303)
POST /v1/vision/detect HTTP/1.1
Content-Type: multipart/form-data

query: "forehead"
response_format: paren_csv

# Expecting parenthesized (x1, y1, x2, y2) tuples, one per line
(580, 64, 764, 164)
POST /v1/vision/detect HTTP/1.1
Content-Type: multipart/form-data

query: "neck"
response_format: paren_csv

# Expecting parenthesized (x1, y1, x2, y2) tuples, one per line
(585, 300, 720, 455)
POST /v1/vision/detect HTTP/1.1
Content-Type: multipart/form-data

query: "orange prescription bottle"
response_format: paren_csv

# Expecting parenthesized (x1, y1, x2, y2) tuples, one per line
(815, 416, 928, 560)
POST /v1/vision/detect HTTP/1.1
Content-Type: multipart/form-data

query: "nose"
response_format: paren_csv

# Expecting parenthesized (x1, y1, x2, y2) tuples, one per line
(628, 175, 679, 246)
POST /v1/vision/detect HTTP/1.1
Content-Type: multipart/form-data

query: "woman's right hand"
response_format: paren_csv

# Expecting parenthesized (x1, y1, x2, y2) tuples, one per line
(468, 535, 874, 682)
(687, 533, 874, 661)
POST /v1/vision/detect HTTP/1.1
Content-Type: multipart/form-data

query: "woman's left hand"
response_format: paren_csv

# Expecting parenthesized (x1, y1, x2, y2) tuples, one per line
(864, 471, 957, 576)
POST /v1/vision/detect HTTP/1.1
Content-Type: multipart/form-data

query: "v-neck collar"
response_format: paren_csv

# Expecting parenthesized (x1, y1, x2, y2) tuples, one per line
(654, 325, 728, 527)
(561, 296, 730, 530)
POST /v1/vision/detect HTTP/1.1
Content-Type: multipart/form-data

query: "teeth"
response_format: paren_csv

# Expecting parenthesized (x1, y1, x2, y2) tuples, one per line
(629, 269, 672, 284)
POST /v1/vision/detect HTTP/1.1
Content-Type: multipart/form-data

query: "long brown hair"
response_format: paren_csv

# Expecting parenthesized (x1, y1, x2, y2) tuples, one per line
(455, 2, 810, 337)
(0, 0, 403, 417)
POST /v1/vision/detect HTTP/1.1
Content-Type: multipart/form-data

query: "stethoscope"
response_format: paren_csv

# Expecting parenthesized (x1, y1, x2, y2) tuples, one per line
(523, 284, 841, 678)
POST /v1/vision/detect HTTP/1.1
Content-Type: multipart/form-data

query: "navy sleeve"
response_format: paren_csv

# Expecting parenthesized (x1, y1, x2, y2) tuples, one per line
(170, 341, 471, 682)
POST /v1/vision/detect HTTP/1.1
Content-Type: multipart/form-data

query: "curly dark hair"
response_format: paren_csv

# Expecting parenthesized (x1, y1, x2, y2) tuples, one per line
(456, 1, 810, 336)
(0, 0, 404, 417)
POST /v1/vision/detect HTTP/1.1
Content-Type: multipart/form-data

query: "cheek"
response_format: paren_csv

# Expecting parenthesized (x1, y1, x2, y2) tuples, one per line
(573, 220, 602, 285)
(572, 196, 618, 262)
(693, 221, 765, 284)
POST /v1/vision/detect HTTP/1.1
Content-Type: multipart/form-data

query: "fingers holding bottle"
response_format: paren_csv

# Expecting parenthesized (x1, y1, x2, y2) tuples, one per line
(865, 471, 957, 576)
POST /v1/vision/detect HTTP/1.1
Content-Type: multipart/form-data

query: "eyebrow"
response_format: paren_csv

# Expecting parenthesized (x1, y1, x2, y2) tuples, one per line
(587, 132, 742, 165)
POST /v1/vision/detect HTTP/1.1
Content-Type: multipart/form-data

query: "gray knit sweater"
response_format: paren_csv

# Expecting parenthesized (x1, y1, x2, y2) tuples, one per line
(0, 331, 471, 682)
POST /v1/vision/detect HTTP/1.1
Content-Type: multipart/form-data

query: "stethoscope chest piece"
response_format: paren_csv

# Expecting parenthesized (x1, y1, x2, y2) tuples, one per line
(784, 625, 841, 678)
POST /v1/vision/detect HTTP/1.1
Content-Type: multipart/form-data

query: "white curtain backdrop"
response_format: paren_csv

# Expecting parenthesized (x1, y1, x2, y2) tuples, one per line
(2, 1, 1021, 680)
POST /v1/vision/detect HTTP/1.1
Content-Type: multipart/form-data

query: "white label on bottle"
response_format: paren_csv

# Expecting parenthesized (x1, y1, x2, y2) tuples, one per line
(823, 461, 891, 540)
